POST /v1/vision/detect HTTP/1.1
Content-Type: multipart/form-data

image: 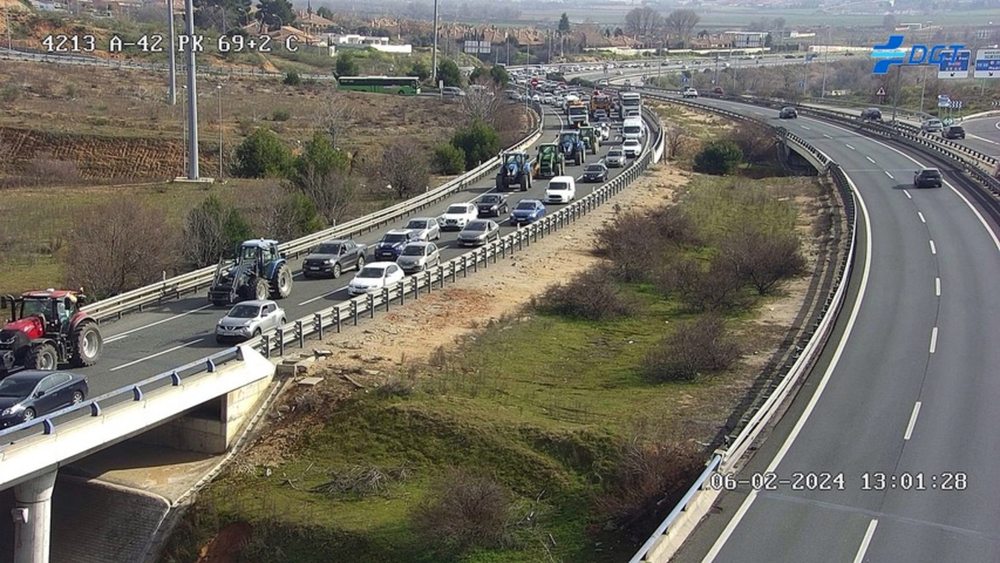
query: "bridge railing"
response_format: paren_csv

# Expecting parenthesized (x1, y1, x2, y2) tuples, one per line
(81, 102, 546, 322)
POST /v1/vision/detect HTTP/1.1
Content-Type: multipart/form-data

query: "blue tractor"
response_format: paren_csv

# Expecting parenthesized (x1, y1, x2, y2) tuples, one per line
(495, 151, 533, 191)
(560, 130, 586, 166)
(209, 239, 294, 306)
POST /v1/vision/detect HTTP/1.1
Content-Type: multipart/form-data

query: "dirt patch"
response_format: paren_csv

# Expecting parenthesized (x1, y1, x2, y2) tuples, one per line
(195, 521, 252, 563)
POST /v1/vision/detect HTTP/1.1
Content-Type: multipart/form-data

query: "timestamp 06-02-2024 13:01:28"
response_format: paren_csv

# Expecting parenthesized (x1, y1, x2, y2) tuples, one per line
(708, 471, 969, 492)
(39, 33, 301, 54)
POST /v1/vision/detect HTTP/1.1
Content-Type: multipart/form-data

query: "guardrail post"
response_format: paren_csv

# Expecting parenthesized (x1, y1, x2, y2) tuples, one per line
(473, 251, 479, 273)
(296, 320, 304, 348)
(462, 256, 468, 278)
(315, 313, 323, 340)
(276, 328, 284, 356)
(352, 300, 359, 326)
(368, 294, 376, 318)
(399, 283, 405, 305)
(262, 334, 270, 358)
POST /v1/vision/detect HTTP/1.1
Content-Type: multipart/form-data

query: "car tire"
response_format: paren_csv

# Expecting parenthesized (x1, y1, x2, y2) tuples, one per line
(252, 328, 262, 338)
(332, 263, 342, 279)
(357, 255, 366, 270)
(71, 390, 85, 405)
(22, 408, 36, 423)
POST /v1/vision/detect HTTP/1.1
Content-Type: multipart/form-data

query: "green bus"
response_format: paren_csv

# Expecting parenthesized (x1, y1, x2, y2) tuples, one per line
(336, 76, 422, 95)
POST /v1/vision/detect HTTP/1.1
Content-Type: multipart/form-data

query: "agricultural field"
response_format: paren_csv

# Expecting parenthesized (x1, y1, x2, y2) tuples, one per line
(0, 61, 468, 294)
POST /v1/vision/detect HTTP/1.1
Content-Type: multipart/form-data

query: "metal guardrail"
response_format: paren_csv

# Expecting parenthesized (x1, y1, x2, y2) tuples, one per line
(0, 347, 246, 446)
(81, 103, 546, 322)
(628, 93, 859, 563)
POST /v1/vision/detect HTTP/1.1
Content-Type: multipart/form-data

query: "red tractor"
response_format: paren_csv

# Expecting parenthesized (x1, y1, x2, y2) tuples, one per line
(0, 289, 103, 376)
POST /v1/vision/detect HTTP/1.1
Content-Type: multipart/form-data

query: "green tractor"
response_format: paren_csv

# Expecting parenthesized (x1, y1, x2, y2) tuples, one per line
(208, 239, 294, 306)
(580, 125, 600, 155)
(533, 143, 564, 178)
(496, 151, 533, 191)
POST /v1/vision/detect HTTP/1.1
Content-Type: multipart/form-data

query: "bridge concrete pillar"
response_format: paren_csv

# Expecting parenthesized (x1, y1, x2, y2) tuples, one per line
(12, 470, 57, 563)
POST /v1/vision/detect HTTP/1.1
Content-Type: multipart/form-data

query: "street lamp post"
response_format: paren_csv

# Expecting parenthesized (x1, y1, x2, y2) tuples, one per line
(217, 84, 223, 180)
(167, 0, 176, 105)
(181, 85, 188, 176)
(431, 0, 439, 84)
(820, 27, 829, 98)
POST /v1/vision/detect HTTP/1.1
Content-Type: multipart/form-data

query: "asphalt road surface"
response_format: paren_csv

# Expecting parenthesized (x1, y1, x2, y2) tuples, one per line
(71, 104, 648, 396)
(951, 115, 1000, 158)
(650, 94, 1000, 562)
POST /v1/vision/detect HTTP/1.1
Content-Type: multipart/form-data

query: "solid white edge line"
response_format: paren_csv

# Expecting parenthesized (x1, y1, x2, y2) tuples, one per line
(930, 240, 937, 254)
(903, 189, 912, 199)
(929, 326, 938, 354)
(884, 171, 894, 179)
(853, 519, 879, 563)
(918, 211, 926, 223)
(109, 338, 204, 372)
(936, 277, 941, 296)
(102, 303, 214, 342)
(701, 168, 875, 563)
(904, 401, 922, 440)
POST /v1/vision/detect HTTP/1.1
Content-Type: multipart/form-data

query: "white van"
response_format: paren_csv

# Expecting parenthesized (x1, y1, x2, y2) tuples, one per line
(545, 176, 577, 204)
(622, 117, 645, 141)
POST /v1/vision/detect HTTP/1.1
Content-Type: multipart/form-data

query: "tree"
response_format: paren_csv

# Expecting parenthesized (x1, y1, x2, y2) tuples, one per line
(433, 144, 466, 174)
(437, 59, 463, 88)
(664, 9, 700, 46)
(882, 14, 898, 31)
(293, 132, 353, 224)
(693, 140, 743, 175)
(408, 59, 431, 81)
(63, 200, 177, 299)
(316, 5, 331, 18)
(378, 139, 430, 199)
(320, 96, 358, 148)
(469, 66, 490, 84)
(182, 195, 254, 268)
(489, 65, 510, 87)
(727, 122, 775, 168)
(719, 226, 805, 295)
(460, 81, 506, 127)
(451, 119, 500, 170)
(624, 6, 662, 38)
(665, 126, 685, 159)
(231, 128, 293, 178)
(336, 52, 359, 77)
(254, 0, 294, 32)
(558, 12, 571, 34)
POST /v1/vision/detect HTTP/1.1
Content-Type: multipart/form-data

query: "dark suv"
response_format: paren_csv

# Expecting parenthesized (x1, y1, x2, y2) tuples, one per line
(942, 125, 965, 140)
(779, 107, 797, 119)
(913, 167, 942, 189)
(860, 107, 883, 122)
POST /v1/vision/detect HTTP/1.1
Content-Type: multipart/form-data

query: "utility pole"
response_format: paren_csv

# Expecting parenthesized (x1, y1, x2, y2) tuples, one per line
(217, 84, 223, 180)
(820, 27, 829, 98)
(891, 64, 902, 125)
(167, 0, 176, 105)
(919, 64, 927, 113)
(184, 0, 199, 179)
(431, 0, 439, 84)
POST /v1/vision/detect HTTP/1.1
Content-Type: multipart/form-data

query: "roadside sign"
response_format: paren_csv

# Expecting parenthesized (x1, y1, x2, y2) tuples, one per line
(974, 48, 1000, 78)
(937, 94, 951, 108)
(876, 86, 886, 96)
(942, 117, 954, 125)
(938, 50, 971, 79)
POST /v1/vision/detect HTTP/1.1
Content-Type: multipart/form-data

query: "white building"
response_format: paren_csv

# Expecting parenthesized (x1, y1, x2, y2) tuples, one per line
(328, 34, 412, 55)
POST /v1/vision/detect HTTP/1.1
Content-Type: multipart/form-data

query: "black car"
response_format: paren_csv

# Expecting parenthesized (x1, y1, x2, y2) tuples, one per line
(913, 167, 942, 189)
(942, 125, 965, 140)
(0, 370, 88, 428)
(779, 107, 797, 119)
(860, 107, 883, 122)
(476, 194, 510, 217)
(302, 239, 367, 279)
(582, 163, 609, 183)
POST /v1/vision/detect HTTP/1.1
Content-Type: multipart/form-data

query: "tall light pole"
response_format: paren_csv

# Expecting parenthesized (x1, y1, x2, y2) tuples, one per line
(5, 4, 11, 51)
(820, 27, 829, 98)
(181, 84, 188, 176)
(167, 0, 176, 105)
(217, 84, 223, 180)
(184, 0, 199, 179)
(431, 0, 439, 85)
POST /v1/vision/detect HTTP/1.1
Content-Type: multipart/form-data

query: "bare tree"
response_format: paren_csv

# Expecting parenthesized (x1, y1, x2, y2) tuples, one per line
(727, 122, 776, 167)
(624, 6, 662, 38)
(459, 80, 507, 129)
(64, 200, 178, 299)
(321, 96, 359, 148)
(664, 9, 700, 46)
(378, 139, 430, 199)
(719, 225, 805, 295)
(296, 165, 355, 225)
(665, 126, 685, 159)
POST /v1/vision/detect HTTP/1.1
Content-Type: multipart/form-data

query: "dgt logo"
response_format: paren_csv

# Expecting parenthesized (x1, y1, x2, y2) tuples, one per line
(871, 35, 964, 74)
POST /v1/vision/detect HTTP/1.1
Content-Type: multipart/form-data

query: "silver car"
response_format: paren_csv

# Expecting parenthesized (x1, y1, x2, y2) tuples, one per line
(396, 242, 441, 274)
(404, 217, 441, 241)
(605, 149, 626, 168)
(457, 219, 501, 246)
(215, 300, 286, 343)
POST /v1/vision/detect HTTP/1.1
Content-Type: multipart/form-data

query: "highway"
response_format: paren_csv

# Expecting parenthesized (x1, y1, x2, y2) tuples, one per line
(954, 115, 1000, 158)
(71, 104, 645, 396)
(645, 94, 1000, 562)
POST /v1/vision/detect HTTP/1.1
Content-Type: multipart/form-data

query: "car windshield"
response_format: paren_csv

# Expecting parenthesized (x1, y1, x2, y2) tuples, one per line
(20, 299, 49, 318)
(401, 246, 427, 256)
(586, 165, 604, 172)
(316, 243, 340, 254)
(921, 170, 941, 177)
(227, 305, 260, 318)
(516, 202, 537, 210)
(406, 220, 428, 229)
(608, 150, 623, 157)
(465, 222, 489, 231)
(357, 267, 385, 279)
(382, 234, 408, 243)
(446, 205, 469, 214)
(549, 182, 569, 190)
(625, 141, 639, 147)
(479, 195, 500, 204)
(0, 377, 37, 398)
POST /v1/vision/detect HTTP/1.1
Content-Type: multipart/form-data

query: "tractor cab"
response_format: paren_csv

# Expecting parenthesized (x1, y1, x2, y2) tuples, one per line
(0, 289, 102, 374)
(504, 152, 528, 168)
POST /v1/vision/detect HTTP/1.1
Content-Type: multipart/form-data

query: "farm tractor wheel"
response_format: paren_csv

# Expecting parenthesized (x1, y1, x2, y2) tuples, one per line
(250, 278, 269, 301)
(27, 343, 58, 371)
(70, 321, 102, 367)
(271, 264, 293, 299)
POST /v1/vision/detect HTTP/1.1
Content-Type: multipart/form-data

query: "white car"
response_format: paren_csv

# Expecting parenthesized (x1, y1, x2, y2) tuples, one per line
(438, 202, 478, 231)
(600, 123, 611, 140)
(545, 176, 577, 204)
(542, 94, 554, 104)
(347, 262, 405, 295)
(605, 148, 626, 168)
(215, 300, 286, 343)
(622, 139, 643, 158)
(682, 87, 699, 98)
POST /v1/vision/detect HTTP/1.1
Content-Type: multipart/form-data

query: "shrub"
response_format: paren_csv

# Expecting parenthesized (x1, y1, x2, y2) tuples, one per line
(432, 143, 466, 175)
(593, 211, 663, 283)
(644, 315, 740, 382)
(727, 122, 777, 168)
(437, 59, 463, 88)
(719, 226, 806, 295)
(182, 195, 254, 268)
(673, 256, 750, 312)
(411, 468, 514, 553)
(451, 119, 500, 170)
(693, 140, 743, 175)
(231, 128, 293, 178)
(282, 70, 301, 86)
(271, 108, 291, 121)
(378, 139, 430, 199)
(335, 52, 359, 77)
(536, 267, 638, 321)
